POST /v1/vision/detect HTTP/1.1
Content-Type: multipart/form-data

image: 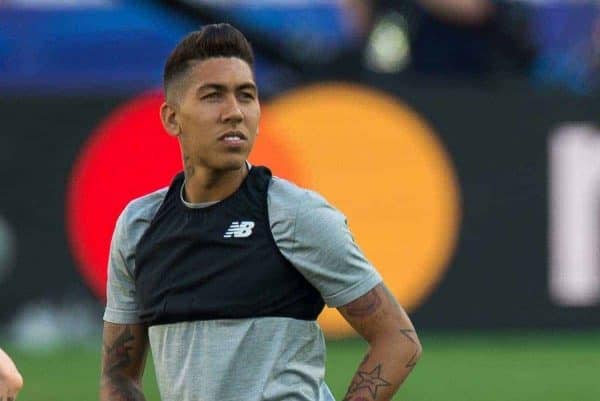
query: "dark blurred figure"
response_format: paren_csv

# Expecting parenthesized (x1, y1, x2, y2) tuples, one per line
(337, 0, 534, 81)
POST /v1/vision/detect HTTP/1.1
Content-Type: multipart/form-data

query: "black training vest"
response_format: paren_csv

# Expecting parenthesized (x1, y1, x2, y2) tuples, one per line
(134, 166, 325, 326)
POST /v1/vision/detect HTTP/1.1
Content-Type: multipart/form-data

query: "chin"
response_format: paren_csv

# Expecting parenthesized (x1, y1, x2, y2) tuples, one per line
(216, 157, 246, 172)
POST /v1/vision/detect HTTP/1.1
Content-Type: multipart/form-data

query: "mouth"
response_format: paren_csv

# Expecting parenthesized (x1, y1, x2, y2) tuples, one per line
(218, 131, 247, 143)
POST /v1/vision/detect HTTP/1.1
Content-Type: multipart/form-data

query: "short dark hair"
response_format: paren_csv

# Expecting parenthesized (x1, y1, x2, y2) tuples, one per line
(163, 23, 254, 99)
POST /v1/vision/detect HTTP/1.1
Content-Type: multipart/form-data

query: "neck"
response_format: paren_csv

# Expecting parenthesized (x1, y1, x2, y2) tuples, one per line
(183, 164, 248, 203)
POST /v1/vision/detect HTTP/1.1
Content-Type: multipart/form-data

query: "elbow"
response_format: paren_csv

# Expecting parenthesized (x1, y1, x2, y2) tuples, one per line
(413, 338, 423, 364)
(13, 371, 24, 392)
(370, 328, 423, 367)
(0, 367, 23, 393)
(4, 370, 23, 393)
(398, 329, 423, 368)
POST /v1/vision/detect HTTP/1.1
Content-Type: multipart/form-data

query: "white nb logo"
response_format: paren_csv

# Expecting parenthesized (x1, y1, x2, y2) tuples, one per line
(224, 221, 255, 238)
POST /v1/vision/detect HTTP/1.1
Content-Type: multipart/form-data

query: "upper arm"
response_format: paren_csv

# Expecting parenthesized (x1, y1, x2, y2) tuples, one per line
(338, 283, 418, 345)
(270, 188, 382, 307)
(101, 322, 149, 382)
(104, 207, 142, 324)
(101, 206, 148, 380)
(100, 199, 159, 400)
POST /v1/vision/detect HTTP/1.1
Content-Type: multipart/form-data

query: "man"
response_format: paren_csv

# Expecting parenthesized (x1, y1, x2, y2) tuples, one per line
(100, 23, 421, 401)
(0, 347, 23, 400)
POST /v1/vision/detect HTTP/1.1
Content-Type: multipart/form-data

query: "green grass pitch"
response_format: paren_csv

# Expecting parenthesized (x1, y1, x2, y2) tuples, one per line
(4, 331, 599, 401)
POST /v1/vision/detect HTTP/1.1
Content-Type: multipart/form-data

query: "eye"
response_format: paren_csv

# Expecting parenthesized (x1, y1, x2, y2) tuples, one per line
(239, 92, 255, 101)
(202, 92, 222, 100)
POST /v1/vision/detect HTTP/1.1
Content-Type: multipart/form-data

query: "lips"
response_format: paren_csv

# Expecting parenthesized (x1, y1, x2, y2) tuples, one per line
(219, 131, 247, 142)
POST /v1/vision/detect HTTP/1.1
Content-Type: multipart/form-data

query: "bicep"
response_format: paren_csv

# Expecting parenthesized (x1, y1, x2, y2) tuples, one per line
(338, 283, 416, 343)
(278, 191, 382, 306)
(101, 322, 149, 382)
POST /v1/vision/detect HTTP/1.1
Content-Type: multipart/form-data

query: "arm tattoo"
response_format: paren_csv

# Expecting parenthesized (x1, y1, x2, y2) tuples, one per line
(344, 364, 391, 401)
(405, 350, 419, 369)
(101, 327, 145, 401)
(103, 327, 135, 374)
(400, 329, 419, 368)
(345, 289, 382, 317)
(399, 329, 416, 344)
(102, 375, 145, 401)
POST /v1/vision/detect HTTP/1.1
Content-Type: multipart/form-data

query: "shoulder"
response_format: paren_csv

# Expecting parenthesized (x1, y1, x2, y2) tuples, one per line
(121, 187, 169, 224)
(114, 187, 169, 248)
(267, 176, 346, 241)
(266, 176, 381, 307)
(268, 176, 336, 219)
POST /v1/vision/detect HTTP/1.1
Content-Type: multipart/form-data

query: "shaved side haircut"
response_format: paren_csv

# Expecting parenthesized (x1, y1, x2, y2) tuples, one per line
(163, 23, 255, 102)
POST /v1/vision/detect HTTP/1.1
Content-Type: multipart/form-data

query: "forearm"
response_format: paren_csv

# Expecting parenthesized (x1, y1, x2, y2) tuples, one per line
(100, 323, 149, 401)
(343, 331, 421, 401)
(100, 375, 145, 401)
(339, 284, 422, 401)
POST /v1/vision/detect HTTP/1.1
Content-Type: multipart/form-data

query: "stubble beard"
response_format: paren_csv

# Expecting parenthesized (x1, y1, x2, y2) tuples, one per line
(185, 151, 248, 181)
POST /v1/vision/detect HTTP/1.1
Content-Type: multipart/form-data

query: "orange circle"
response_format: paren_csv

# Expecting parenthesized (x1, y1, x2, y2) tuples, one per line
(264, 83, 461, 337)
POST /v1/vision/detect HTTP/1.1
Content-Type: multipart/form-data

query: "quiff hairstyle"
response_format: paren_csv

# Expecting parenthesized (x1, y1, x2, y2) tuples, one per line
(163, 23, 255, 101)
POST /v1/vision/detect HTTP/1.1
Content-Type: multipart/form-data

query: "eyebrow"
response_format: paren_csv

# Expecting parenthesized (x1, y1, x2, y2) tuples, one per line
(196, 82, 257, 93)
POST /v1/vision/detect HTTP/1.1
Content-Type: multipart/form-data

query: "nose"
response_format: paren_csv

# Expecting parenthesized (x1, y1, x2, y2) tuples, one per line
(221, 95, 243, 124)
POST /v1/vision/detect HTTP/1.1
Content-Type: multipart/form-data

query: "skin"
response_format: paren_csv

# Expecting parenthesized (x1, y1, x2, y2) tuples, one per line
(100, 56, 421, 401)
(339, 283, 422, 401)
(160, 57, 260, 203)
(0, 348, 23, 401)
(100, 323, 148, 401)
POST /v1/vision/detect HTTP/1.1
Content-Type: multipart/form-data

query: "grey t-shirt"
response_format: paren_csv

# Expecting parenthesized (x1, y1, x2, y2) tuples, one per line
(104, 174, 382, 401)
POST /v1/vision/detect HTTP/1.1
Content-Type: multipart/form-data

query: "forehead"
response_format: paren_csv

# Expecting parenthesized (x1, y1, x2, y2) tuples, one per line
(186, 57, 254, 88)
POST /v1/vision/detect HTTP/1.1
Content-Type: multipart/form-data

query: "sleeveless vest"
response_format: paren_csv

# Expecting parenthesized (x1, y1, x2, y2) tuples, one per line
(134, 166, 325, 326)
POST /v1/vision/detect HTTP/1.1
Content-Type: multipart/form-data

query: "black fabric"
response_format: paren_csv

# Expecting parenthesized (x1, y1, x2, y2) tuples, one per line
(134, 166, 325, 326)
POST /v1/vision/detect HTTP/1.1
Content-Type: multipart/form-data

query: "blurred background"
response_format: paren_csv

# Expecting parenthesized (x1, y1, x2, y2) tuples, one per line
(1, 0, 600, 400)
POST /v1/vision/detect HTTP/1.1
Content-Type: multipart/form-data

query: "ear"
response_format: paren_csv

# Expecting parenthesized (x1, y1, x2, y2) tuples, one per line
(160, 102, 181, 137)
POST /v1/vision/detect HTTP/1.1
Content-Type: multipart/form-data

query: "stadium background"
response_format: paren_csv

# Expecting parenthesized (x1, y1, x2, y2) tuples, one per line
(1, 1, 599, 400)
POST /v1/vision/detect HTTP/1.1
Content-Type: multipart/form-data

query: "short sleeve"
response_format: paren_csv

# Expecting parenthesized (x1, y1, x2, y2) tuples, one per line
(271, 186, 382, 308)
(103, 207, 143, 324)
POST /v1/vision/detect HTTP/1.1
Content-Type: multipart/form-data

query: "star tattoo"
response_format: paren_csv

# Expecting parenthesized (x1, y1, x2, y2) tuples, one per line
(351, 364, 391, 398)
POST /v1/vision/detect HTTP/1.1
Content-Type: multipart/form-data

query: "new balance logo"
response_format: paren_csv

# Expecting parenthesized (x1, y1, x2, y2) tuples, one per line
(224, 221, 255, 238)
